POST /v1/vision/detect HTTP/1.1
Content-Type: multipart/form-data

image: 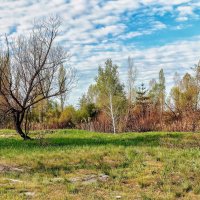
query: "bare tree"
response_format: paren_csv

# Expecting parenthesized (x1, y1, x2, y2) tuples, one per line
(127, 57, 137, 103)
(191, 60, 200, 131)
(0, 16, 76, 139)
(58, 64, 67, 111)
(125, 57, 137, 130)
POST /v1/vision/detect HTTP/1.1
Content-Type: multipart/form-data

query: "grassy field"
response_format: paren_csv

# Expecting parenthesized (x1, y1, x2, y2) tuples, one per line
(1, 130, 200, 199)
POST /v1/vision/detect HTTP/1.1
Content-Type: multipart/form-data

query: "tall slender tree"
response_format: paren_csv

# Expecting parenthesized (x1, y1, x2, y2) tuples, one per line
(159, 69, 165, 126)
(127, 57, 137, 104)
(58, 65, 67, 111)
(95, 59, 126, 133)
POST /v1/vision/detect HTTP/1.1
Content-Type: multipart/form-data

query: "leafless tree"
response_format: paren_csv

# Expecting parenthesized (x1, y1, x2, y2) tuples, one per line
(58, 64, 67, 111)
(125, 57, 137, 130)
(0, 16, 76, 139)
(127, 57, 137, 103)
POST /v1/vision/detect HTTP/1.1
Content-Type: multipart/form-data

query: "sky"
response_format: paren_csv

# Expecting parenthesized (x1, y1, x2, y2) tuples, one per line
(0, 0, 200, 105)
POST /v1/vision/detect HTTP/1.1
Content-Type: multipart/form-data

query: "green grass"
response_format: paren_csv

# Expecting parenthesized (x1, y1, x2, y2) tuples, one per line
(1, 129, 200, 199)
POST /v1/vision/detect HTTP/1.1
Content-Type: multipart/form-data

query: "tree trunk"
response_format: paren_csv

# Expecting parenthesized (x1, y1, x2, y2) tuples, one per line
(109, 93, 116, 134)
(13, 112, 31, 140)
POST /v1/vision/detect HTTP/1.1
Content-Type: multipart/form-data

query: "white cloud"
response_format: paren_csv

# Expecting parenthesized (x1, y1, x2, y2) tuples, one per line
(68, 36, 200, 104)
(176, 5, 195, 21)
(119, 21, 167, 40)
(121, 32, 143, 39)
(177, 6, 194, 16)
(0, 0, 199, 104)
(93, 24, 126, 38)
(92, 16, 120, 25)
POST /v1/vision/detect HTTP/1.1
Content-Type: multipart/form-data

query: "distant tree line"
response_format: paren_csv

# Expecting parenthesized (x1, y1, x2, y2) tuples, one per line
(73, 58, 200, 133)
(2, 56, 200, 135)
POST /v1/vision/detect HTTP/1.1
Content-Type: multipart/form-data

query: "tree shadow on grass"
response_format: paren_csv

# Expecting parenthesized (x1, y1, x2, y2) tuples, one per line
(50, 133, 184, 147)
(0, 133, 184, 150)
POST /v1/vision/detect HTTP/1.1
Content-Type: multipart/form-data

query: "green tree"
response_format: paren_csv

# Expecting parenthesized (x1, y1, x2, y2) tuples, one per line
(59, 105, 76, 128)
(136, 83, 150, 119)
(95, 59, 126, 133)
(168, 72, 198, 131)
(76, 94, 98, 123)
(149, 79, 160, 107)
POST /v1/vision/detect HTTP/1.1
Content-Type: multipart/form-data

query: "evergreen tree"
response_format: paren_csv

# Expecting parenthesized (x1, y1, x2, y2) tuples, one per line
(136, 83, 150, 118)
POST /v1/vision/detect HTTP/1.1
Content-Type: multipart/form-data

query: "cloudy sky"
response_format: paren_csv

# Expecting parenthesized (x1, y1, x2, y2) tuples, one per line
(1, 0, 200, 105)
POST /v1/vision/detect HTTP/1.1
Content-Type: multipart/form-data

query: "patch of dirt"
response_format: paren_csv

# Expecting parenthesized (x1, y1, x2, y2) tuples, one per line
(99, 174, 109, 181)
(24, 191, 35, 197)
(0, 165, 24, 173)
(0, 134, 16, 138)
(19, 190, 36, 198)
(82, 175, 97, 184)
(50, 177, 65, 183)
(68, 174, 97, 184)
(3, 178, 23, 183)
(68, 174, 110, 184)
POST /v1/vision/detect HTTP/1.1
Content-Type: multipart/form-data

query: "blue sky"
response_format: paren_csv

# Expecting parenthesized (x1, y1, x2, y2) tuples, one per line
(0, 0, 200, 105)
